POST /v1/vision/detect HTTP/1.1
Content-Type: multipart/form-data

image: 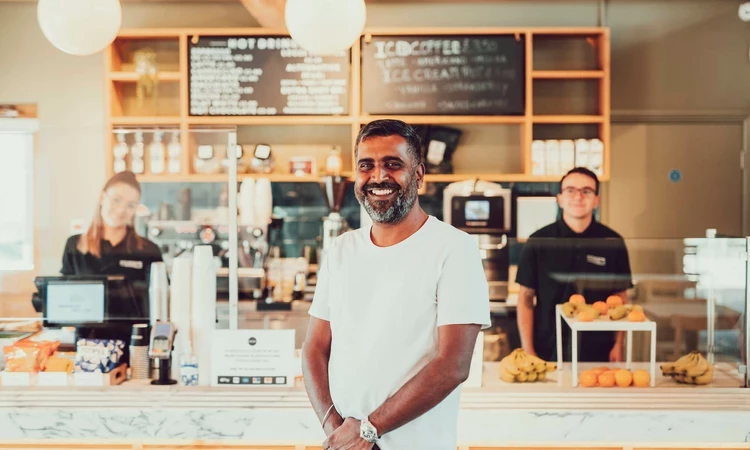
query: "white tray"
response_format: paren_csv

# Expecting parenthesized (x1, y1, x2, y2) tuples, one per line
(555, 304, 657, 387)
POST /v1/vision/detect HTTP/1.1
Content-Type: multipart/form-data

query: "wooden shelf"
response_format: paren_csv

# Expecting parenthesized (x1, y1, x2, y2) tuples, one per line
(137, 173, 352, 183)
(187, 116, 354, 126)
(137, 173, 590, 184)
(532, 115, 605, 124)
(109, 72, 182, 82)
(363, 27, 606, 36)
(111, 117, 182, 126)
(424, 174, 563, 183)
(358, 115, 525, 125)
(116, 29, 182, 39)
(532, 70, 604, 79)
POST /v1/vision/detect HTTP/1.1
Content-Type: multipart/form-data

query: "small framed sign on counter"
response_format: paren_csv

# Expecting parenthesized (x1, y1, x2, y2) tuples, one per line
(210, 329, 295, 387)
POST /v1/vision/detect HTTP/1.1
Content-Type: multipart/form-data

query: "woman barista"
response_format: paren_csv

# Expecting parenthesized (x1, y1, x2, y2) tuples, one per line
(60, 171, 162, 323)
(61, 171, 162, 278)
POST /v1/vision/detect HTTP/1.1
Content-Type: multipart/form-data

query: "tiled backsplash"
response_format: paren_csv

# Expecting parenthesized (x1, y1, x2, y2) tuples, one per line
(140, 180, 563, 260)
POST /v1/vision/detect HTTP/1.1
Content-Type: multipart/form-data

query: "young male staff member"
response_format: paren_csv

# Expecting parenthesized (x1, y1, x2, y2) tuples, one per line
(515, 167, 633, 363)
(302, 120, 490, 450)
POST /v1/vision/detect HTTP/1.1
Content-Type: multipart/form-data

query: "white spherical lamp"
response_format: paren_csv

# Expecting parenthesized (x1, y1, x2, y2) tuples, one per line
(38, 0, 122, 56)
(285, 0, 366, 56)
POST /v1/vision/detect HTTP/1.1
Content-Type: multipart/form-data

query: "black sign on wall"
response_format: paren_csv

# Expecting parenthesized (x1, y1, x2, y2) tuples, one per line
(189, 36, 350, 116)
(361, 35, 525, 115)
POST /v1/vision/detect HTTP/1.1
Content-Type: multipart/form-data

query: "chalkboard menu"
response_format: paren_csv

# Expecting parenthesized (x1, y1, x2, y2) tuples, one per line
(361, 35, 525, 115)
(189, 36, 350, 116)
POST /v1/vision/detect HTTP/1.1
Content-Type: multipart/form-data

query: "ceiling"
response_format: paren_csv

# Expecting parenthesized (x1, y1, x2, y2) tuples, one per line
(1, 0, 507, 2)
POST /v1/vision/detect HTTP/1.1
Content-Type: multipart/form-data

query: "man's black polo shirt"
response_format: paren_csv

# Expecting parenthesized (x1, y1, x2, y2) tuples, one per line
(515, 219, 633, 362)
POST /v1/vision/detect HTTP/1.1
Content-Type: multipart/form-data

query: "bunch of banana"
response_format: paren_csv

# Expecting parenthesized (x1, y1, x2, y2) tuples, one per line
(660, 351, 714, 385)
(561, 301, 641, 321)
(561, 302, 577, 318)
(608, 305, 628, 320)
(499, 348, 556, 383)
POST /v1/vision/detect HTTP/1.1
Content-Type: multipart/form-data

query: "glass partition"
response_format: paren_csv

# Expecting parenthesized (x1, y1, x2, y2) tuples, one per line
(0, 120, 747, 390)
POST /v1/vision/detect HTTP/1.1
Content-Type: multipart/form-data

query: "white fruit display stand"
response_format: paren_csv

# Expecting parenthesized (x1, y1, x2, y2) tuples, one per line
(555, 304, 657, 387)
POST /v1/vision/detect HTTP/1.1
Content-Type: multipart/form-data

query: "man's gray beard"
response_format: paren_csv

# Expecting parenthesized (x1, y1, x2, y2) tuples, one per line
(360, 178, 418, 225)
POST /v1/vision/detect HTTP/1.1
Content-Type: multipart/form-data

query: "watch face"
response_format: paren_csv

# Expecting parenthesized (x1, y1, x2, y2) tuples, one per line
(360, 421, 378, 442)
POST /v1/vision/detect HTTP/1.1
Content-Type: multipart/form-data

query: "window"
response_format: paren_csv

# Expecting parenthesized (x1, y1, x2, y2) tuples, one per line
(0, 119, 37, 271)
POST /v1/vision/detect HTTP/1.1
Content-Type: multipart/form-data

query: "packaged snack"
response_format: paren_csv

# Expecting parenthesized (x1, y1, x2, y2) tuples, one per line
(3, 345, 41, 372)
(45, 352, 76, 373)
(15, 340, 60, 371)
(75, 339, 126, 373)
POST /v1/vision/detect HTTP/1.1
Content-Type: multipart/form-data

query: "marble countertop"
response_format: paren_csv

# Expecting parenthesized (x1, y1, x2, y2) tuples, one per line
(1, 362, 748, 410)
(1, 362, 749, 445)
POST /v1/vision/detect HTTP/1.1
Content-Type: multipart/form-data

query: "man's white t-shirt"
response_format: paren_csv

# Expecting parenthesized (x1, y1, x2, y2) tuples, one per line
(309, 215, 491, 450)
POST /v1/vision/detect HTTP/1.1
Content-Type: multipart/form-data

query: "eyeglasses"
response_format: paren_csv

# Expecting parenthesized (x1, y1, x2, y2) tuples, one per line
(562, 187, 597, 198)
(105, 192, 139, 212)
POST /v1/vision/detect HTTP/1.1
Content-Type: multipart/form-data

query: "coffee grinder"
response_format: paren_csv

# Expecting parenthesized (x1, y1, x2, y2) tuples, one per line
(319, 175, 351, 261)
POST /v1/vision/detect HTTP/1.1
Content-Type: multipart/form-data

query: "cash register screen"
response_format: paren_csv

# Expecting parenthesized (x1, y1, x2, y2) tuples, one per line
(45, 280, 105, 325)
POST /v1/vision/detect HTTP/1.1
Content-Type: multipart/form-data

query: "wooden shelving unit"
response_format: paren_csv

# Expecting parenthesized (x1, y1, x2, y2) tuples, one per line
(108, 72, 182, 82)
(104, 27, 610, 184)
(134, 172, 558, 184)
(532, 70, 604, 79)
(532, 115, 605, 124)
(357, 115, 527, 125)
(136, 173, 353, 183)
(111, 117, 181, 126)
(185, 116, 355, 126)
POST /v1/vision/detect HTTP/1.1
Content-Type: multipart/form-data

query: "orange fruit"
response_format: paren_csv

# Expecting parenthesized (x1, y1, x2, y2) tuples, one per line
(592, 366, 610, 376)
(632, 369, 650, 387)
(592, 301, 609, 315)
(598, 371, 616, 387)
(577, 309, 596, 322)
(627, 310, 646, 322)
(615, 369, 633, 387)
(569, 294, 586, 307)
(606, 295, 623, 308)
(579, 370, 598, 387)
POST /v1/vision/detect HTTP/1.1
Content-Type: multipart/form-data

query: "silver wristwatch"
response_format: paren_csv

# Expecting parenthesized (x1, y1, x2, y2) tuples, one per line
(360, 417, 379, 443)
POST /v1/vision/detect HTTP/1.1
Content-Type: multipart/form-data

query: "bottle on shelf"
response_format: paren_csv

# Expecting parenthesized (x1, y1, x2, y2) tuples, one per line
(588, 138, 604, 176)
(167, 131, 181, 174)
(325, 148, 343, 176)
(575, 138, 589, 170)
(131, 131, 145, 175)
(560, 140, 575, 174)
(150, 131, 166, 174)
(113, 131, 128, 174)
(531, 140, 546, 176)
(544, 140, 561, 176)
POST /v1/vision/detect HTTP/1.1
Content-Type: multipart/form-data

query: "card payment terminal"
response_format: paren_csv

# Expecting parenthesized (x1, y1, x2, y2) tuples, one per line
(149, 321, 177, 385)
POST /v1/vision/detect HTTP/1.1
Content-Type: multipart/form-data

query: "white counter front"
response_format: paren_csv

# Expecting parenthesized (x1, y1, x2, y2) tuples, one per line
(1, 362, 749, 448)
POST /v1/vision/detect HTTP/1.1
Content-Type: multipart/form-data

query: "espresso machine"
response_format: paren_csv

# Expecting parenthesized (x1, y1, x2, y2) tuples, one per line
(443, 179, 512, 301)
(319, 175, 352, 261)
(146, 220, 267, 300)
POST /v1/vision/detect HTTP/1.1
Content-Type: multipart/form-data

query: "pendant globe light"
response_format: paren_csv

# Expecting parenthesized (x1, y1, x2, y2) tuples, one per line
(38, 0, 122, 56)
(285, 0, 366, 56)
